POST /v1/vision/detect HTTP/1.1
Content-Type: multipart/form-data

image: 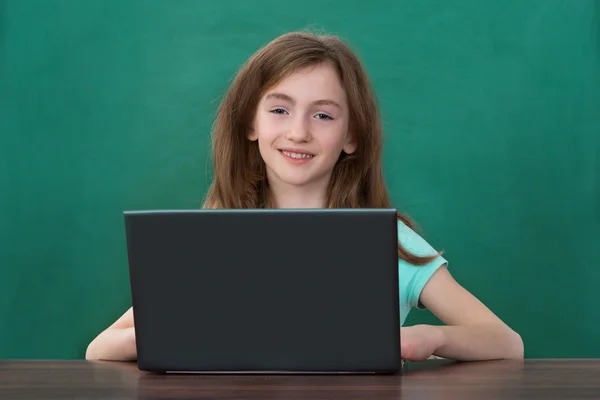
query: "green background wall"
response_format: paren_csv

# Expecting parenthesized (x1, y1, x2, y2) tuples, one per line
(1, 0, 599, 359)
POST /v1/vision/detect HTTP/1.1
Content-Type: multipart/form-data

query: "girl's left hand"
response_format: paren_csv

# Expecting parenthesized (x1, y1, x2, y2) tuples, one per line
(400, 324, 445, 361)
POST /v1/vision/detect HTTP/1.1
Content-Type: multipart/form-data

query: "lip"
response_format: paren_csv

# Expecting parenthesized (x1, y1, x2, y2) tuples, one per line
(278, 148, 316, 156)
(278, 148, 315, 165)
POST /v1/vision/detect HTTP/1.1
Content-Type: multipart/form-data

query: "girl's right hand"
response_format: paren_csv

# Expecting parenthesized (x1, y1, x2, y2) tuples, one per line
(85, 307, 137, 361)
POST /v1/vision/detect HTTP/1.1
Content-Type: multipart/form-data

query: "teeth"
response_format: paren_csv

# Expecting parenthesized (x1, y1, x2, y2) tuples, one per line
(282, 151, 314, 159)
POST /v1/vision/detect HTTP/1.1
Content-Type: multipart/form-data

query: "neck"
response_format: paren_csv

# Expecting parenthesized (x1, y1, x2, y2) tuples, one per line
(266, 172, 329, 209)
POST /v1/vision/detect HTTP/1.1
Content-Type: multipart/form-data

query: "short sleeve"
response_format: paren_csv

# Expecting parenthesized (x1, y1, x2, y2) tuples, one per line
(397, 220, 447, 323)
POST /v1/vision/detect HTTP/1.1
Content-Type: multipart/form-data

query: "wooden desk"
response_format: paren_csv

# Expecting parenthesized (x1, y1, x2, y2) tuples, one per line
(1, 359, 598, 399)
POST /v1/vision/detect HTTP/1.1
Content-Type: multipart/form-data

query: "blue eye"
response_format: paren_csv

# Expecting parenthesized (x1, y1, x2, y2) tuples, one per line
(315, 113, 333, 120)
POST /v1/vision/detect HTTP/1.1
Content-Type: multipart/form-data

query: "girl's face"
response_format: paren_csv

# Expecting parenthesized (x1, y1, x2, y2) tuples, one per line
(249, 63, 356, 192)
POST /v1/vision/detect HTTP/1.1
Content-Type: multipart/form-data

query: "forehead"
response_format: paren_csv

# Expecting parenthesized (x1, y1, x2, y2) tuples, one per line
(263, 63, 347, 104)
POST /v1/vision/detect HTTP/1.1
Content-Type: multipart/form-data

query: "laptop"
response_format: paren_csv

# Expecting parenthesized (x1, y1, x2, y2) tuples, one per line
(124, 208, 402, 374)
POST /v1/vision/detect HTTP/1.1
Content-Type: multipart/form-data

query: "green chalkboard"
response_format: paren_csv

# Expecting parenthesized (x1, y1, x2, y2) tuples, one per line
(1, 0, 599, 359)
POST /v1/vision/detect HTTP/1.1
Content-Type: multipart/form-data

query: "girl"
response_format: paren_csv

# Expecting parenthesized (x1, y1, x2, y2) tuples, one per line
(86, 31, 523, 362)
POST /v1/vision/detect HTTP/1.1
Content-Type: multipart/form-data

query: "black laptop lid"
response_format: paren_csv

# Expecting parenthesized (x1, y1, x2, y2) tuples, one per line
(125, 209, 401, 373)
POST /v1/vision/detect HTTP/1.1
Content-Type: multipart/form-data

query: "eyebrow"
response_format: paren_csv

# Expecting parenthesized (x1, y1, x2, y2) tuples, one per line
(264, 92, 342, 109)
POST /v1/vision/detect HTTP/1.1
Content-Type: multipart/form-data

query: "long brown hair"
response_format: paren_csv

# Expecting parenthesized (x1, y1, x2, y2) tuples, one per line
(203, 31, 441, 265)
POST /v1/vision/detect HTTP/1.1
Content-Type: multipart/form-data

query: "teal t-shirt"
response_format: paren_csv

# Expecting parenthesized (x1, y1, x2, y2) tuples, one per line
(397, 220, 448, 326)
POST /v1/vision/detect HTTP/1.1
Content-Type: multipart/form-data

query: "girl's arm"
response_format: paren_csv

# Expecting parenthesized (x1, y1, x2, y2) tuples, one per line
(402, 267, 524, 361)
(85, 307, 137, 361)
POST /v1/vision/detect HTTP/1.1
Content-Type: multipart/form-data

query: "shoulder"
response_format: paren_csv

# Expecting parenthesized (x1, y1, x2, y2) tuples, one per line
(397, 220, 448, 311)
(397, 220, 444, 259)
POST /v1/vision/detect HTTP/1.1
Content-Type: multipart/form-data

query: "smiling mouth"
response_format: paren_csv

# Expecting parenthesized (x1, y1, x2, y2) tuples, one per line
(279, 150, 315, 159)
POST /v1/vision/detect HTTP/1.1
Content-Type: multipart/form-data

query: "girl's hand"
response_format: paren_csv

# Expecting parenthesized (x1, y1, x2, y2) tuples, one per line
(400, 324, 444, 361)
(86, 307, 137, 361)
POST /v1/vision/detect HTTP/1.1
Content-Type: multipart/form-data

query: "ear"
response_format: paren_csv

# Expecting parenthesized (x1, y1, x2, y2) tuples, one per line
(248, 127, 258, 141)
(247, 110, 260, 141)
(343, 131, 357, 154)
(248, 120, 258, 141)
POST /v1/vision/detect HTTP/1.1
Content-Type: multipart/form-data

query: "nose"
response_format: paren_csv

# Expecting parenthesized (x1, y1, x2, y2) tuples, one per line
(285, 115, 311, 143)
